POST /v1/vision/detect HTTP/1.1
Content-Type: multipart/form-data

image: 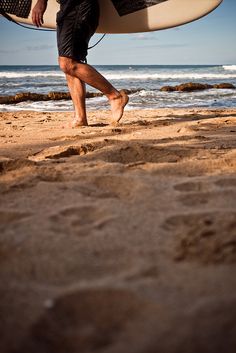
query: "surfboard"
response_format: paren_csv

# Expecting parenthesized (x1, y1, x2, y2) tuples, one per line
(1, 0, 223, 33)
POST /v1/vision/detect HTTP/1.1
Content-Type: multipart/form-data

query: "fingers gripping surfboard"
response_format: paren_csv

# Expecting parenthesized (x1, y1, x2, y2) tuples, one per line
(0, 0, 223, 33)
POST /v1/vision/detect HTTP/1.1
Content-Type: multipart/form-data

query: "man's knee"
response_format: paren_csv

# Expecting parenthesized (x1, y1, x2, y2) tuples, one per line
(59, 57, 76, 75)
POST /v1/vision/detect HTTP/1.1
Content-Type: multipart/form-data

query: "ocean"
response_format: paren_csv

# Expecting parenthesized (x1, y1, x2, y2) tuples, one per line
(0, 64, 236, 111)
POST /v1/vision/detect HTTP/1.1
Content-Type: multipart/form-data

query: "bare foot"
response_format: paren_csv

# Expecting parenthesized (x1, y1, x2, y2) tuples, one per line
(62, 118, 88, 129)
(110, 90, 129, 125)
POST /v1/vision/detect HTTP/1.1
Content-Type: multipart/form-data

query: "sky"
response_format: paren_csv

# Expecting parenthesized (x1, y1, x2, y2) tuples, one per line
(0, 0, 235, 65)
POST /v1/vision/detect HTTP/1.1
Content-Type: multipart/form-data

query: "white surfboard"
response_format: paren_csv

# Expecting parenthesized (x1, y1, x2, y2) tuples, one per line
(1, 0, 223, 33)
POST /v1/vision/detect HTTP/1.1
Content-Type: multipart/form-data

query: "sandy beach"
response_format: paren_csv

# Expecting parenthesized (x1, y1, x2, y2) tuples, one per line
(0, 107, 236, 353)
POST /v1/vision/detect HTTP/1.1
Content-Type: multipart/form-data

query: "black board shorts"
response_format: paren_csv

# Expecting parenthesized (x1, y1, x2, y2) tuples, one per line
(56, 0, 99, 62)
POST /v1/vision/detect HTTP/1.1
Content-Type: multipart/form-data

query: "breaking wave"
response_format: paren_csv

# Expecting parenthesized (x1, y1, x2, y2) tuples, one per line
(0, 71, 64, 79)
(105, 73, 236, 80)
(223, 65, 236, 71)
(1, 71, 236, 80)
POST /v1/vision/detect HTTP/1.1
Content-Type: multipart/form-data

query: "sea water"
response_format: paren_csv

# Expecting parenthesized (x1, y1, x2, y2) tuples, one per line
(0, 64, 236, 111)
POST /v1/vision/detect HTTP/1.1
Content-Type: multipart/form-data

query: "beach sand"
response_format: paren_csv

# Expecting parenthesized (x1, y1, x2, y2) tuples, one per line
(0, 108, 236, 353)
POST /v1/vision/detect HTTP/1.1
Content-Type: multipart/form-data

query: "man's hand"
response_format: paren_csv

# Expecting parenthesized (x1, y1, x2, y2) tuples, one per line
(32, 0, 48, 27)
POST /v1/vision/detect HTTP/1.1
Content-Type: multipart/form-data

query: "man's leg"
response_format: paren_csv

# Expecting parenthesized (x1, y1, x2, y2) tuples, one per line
(66, 74, 88, 126)
(59, 57, 129, 124)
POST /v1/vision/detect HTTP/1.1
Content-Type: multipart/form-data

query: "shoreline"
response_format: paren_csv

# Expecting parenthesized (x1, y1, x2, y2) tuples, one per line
(0, 82, 235, 105)
(1, 64, 236, 111)
(1, 107, 236, 352)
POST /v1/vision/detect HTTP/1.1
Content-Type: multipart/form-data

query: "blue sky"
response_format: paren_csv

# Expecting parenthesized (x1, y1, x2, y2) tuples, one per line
(0, 0, 235, 65)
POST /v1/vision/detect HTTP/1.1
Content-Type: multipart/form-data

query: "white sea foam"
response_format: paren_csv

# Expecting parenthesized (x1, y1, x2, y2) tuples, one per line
(104, 73, 236, 80)
(138, 90, 158, 97)
(1, 71, 236, 80)
(0, 100, 73, 112)
(0, 71, 64, 78)
(223, 65, 236, 71)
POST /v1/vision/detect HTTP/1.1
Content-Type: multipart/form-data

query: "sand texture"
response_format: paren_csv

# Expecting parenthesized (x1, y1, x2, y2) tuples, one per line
(0, 108, 236, 353)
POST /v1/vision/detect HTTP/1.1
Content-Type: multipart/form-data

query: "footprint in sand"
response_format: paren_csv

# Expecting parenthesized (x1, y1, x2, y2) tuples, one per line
(50, 205, 114, 236)
(215, 178, 236, 188)
(85, 174, 150, 201)
(175, 178, 236, 193)
(90, 143, 192, 164)
(174, 180, 210, 192)
(173, 180, 236, 209)
(16, 288, 157, 353)
(177, 190, 236, 209)
(0, 242, 146, 285)
(29, 144, 96, 161)
(0, 211, 32, 265)
(163, 212, 236, 264)
(0, 210, 31, 227)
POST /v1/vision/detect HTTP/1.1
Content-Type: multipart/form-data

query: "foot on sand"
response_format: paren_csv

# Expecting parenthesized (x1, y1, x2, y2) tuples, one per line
(110, 90, 129, 125)
(63, 118, 88, 129)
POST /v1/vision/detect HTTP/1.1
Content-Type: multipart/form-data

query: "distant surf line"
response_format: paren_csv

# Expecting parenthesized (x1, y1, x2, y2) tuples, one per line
(1, 72, 236, 80)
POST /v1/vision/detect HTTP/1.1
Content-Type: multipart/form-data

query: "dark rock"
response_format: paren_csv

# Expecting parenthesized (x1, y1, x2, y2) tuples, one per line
(213, 83, 235, 89)
(160, 86, 176, 92)
(0, 96, 16, 104)
(160, 82, 213, 92)
(47, 92, 70, 100)
(0, 89, 140, 105)
(160, 82, 235, 92)
(123, 88, 142, 94)
(175, 83, 213, 92)
(15, 93, 47, 102)
(86, 92, 103, 98)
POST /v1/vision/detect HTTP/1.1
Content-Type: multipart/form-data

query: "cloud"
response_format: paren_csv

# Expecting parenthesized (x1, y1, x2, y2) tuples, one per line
(131, 33, 158, 40)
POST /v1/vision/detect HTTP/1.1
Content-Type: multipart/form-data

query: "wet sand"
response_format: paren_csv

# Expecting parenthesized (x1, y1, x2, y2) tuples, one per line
(0, 108, 236, 353)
